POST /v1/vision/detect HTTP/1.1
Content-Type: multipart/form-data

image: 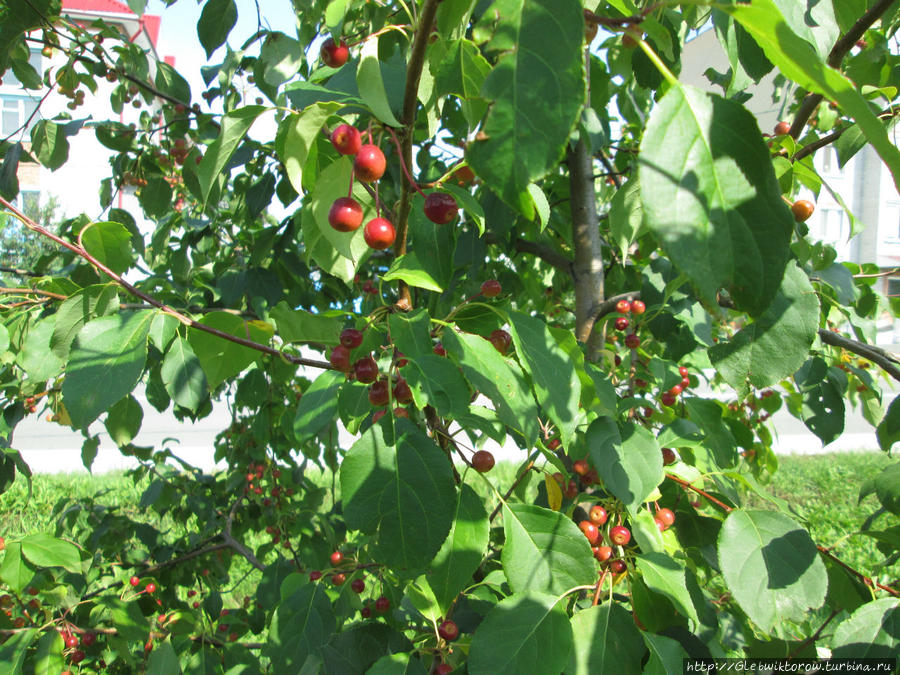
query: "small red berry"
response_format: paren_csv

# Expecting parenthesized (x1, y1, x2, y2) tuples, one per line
(791, 199, 815, 222)
(424, 192, 458, 224)
(616, 299, 631, 314)
(320, 38, 349, 68)
(309, 570, 323, 581)
(589, 505, 608, 525)
(353, 355, 379, 384)
(436, 664, 453, 675)
(546, 438, 561, 450)
(368, 379, 390, 406)
(64, 633, 79, 649)
(661, 391, 677, 407)
(374, 596, 390, 613)
(81, 632, 96, 647)
(330, 344, 352, 371)
(328, 197, 364, 232)
(609, 559, 627, 574)
(594, 545, 612, 562)
(354, 145, 387, 183)
(472, 450, 495, 473)
(630, 299, 646, 315)
(363, 217, 396, 250)
(70, 650, 86, 664)
(129, 576, 140, 587)
(661, 447, 676, 465)
(330, 124, 362, 155)
(578, 520, 601, 546)
(668, 384, 683, 396)
(351, 578, 365, 593)
(773, 120, 791, 136)
(624, 333, 640, 349)
(489, 329, 512, 355)
(361, 606, 372, 618)
(438, 619, 459, 642)
(330, 551, 344, 566)
(481, 280, 502, 298)
(332, 573, 346, 585)
(393, 377, 413, 404)
(144, 582, 156, 594)
(573, 459, 589, 476)
(433, 342, 446, 356)
(678, 366, 689, 377)
(609, 525, 631, 546)
(614, 317, 629, 331)
(656, 508, 675, 528)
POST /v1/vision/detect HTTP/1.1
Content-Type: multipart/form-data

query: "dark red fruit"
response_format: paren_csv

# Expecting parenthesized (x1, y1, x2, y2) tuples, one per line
(589, 505, 608, 525)
(661, 391, 676, 407)
(438, 619, 459, 641)
(630, 299, 646, 315)
(668, 384, 683, 396)
(614, 317, 629, 331)
(472, 450, 495, 473)
(481, 279, 502, 297)
(616, 299, 631, 314)
(332, 573, 346, 585)
(351, 578, 365, 593)
(330, 345, 352, 371)
(328, 197, 364, 232)
(791, 199, 815, 222)
(340, 328, 363, 349)
(374, 596, 390, 613)
(354, 145, 387, 182)
(70, 650, 86, 664)
(594, 545, 612, 562)
(565, 480, 578, 499)
(609, 559, 627, 574)
(773, 120, 791, 136)
(681, 376, 691, 389)
(368, 379, 390, 406)
(64, 633, 79, 649)
(354, 355, 379, 384)
(320, 38, 349, 68)
(436, 664, 453, 675)
(624, 333, 640, 349)
(330, 124, 362, 155)
(424, 192, 458, 224)
(578, 520, 600, 546)
(361, 606, 372, 618)
(656, 508, 675, 529)
(393, 377, 412, 404)
(489, 329, 512, 355)
(433, 342, 446, 356)
(573, 459, 589, 476)
(546, 438, 561, 450)
(364, 217, 395, 250)
(372, 409, 386, 423)
(661, 447, 676, 465)
(609, 525, 631, 546)
(330, 550, 344, 566)
(81, 632, 96, 647)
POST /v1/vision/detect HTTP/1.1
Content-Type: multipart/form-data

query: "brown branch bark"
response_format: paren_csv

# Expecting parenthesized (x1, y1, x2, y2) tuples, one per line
(817, 328, 900, 382)
(392, 0, 441, 312)
(789, 0, 897, 138)
(489, 461, 536, 522)
(0, 286, 68, 300)
(0, 196, 333, 371)
(483, 233, 573, 274)
(818, 545, 899, 597)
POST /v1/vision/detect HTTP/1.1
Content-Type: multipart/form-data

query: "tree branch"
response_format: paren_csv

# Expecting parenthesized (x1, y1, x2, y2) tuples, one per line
(817, 328, 900, 382)
(817, 545, 899, 597)
(584, 291, 641, 338)
(484, 234, 573, 275)
(789, 0, 896, 138)
(392, 0, 441, 312)
(489, 461, 536, 522)
(0, 196, 333, 371)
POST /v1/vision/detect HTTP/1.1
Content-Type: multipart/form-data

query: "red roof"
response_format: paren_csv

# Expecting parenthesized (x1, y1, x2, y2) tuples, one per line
(62, 0, 135, 14)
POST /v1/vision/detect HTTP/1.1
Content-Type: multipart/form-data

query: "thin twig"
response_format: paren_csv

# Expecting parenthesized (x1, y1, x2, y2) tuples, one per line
(0, 286, 67, 300)
(489, 461, 536, 522)
(817, 545, 899, 597)
(817, 328, 900, 383)
(666, 472, 734, 513)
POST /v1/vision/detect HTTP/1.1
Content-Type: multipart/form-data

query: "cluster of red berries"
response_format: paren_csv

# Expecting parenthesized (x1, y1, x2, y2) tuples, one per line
(613, 298, 646, 349)
(330, 328, 413, 415)
(576, 505, 632, 572)
(660, 365, 691, 407)
(327, 124, 396, 250)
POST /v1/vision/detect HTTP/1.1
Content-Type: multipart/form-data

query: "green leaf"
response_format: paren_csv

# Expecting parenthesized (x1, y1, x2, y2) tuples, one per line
(50, 284, 119, 360)
(722, 0, 900, 192)
(609, 176, 643, 256)
(384, 253, 444, 292)
(566, 603, 645, 675)
(277, 102, 341, 196)
(20, 533, 82, 573)
(366, 653, 428, 675)
(426, 483, 489, 612)
(99, 596, 149, 641)
(357, 35, 402, 126)
(406, 194, 456, 289)
(465, 0, 585, 214)
(197, 105, 265, 203)
(154, 61, 190, 103)
(800, 375, 845, 446)
(587, 418, 663, 515)
(30, 120, 70, 170)
(32, 630, 65, 675)
(138, 177, 173, 219)
(830, 598, 900, 659)
(0, 543, 32, 593)
(877, 396, 900, 451)
(79, 224, 136, 279)
(160, 337, 208, 413)
(717, 509, 827, 633)
(433, 38, 491, 126)
(271, 301, 342, 346)
(0, 627, 38, 674)
(635, 553, 699, 625)
(388, 310, 432, 361)
(308, 157, 373, 266)
(0, 0, 60, 69)
(442, 329, 540, 447)
(259, 32, 303, 88)
(709, 262, 819, 396)
(501, 503, 596, 596)
(187, 312, 272, 389)
(640, 85, 792, 316)
(147, 638, 182, 675)
(293, 370, 343, 441)
(683, 397, 738, 469)
(641, 632, 689, 675)
(197, 0, 237, 58)
(874, 462, 900, 516)
(508, 311, 581, 447)
(265, 584, 335, 672)
(17, 317, 65, 382)
(105, 394, 143, 446)
(81, 436, 99, 471)
(62, 311, 153, 429)
(340, 420, 455, 574)
(402, 354, 471, 419)
(469, 592, 573, 675)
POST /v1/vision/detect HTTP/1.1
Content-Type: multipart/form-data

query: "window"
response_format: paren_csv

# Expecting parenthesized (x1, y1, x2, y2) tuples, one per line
(1, 50, 42, 87)
(1, 96, 39, 137)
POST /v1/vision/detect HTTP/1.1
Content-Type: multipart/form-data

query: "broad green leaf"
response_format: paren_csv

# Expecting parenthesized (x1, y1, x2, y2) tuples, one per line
(340, 420, 455, 573)
(441, 183, 485, 234)
(722, 0, 900, 192)
(508, 311, 581, 446)
(635, 553, 699, 625)
(17, 317, 65, 382)
(82, 436, 99, 471)
(62, 311, 153, 429)
(683, 397, 738, 469)
(198, 105, 265, 203)
(433, 38, 491, 126)
(277, 102, 340, 196)
(32, 630, 65, 675)
(197, 0, 237, 58)
(81, 221, 135, 275)
(640, 85, 792, 316)
(0, 323, 8, 353)
(300, 207, 358, 283)
(800, 376, 845, 446)
(30, 120, 70, 170)
(501, 503, 596, 596)
(641, 632, 689, 675)
(105, 394, 143, 446)
(406, 194, 456, 289)
(99, 596, 149, 641)
(50, 284, 119, 359)
(320, 623, 413, 674)
(187, 312, 272, 389)
(160, 337, 207, 413)
(138, 177, 173, 219)
(587, 418, 663, 515)
(402, 354, 471, 419)
(154, 61, 190, 103)
(366, 653, 428, 675)
(874, 462, 900, 516)
(0, 0, 59, 68)
(357, 35, 402, 126)
(609, 176, 643, 256)
(259, 32, 303, 88)
(383, 253, 443, 292)
(465, 0, 585, 214)
(427, 484, 489, 612)
(0, 542, 32, 593)
(337, 382, 370, 434)
(271, 301, 342, 346)
(20, 533, 82, 573)
(630, 509, 665, 554)
(265, 584, 335, 672)
(709, 262, 819, 396)
(293, 370, 343, 441)
(469, 592, 573, 675)
(442, 329, 540, 447)
(830, 598, 900, 659)
(147, 638, 182, 675)
(717, 509, 827, 633)
(877, 395, 900, 451)
(566, 603, 645, 675)
(0, 628, 38, 674)
(388, 310, 432, 361)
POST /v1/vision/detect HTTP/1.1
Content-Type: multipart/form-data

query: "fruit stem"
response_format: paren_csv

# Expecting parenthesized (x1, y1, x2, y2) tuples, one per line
(635, 37, 678, 88)
(385, 126, 426, 197)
